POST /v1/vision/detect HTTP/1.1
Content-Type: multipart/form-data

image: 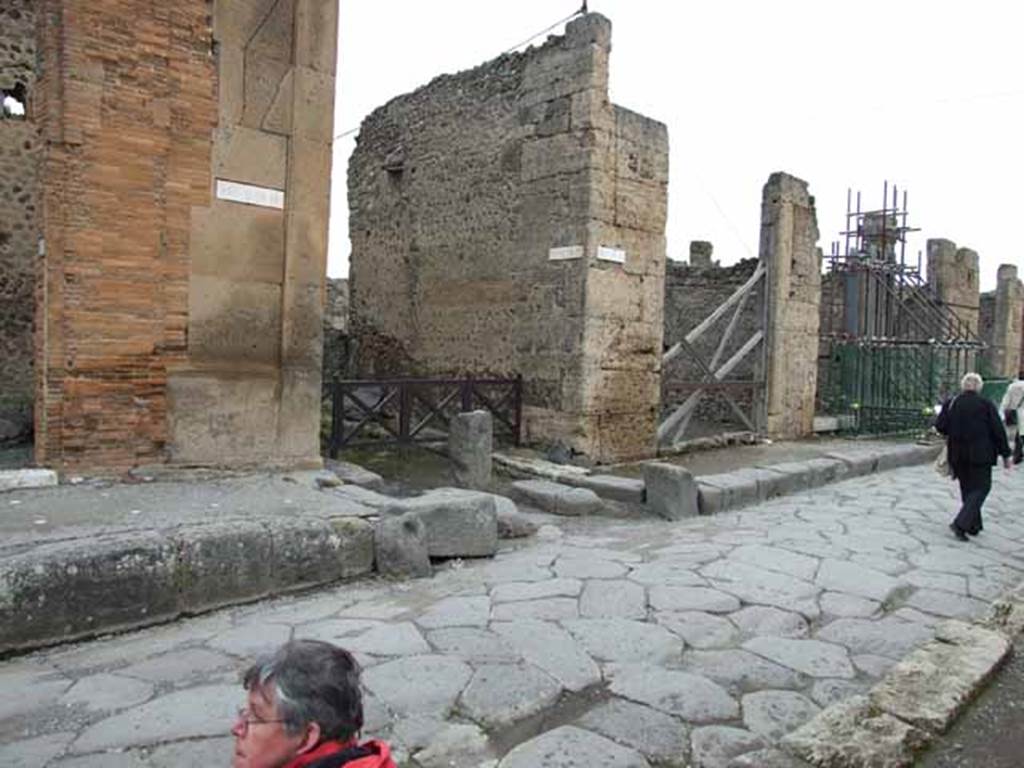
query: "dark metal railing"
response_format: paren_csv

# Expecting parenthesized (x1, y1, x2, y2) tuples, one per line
(328, 375, 522, 456)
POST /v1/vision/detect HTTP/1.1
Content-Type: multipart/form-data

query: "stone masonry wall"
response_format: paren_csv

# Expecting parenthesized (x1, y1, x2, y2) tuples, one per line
(760, 172, 821, 438)
(322, 277, 351, 393)
(927, 238, 980, 335)
(0, 0, 37, 441)
(980, 265, 1023, 378)
(349, 14, 667, 462)
(34, 0, 337, 471)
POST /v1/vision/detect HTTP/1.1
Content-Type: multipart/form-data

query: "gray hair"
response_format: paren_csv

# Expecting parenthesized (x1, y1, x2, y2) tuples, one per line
(243, 640, 363, 741)
(961, 372, 984, 392)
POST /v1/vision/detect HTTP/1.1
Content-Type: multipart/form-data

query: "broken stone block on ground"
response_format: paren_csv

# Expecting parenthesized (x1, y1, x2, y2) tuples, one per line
(380, 488, 498, 558)
(509, 479, 604, 516)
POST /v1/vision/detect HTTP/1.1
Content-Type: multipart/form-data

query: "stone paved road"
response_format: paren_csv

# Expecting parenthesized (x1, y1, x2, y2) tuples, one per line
(2, 464, 1023, 768)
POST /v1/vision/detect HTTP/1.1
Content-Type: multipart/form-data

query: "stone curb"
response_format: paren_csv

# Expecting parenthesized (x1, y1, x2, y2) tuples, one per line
(696, 443, 940, 516)
(0, 516, 374, 655)
(0, 468, 59, 493)
(780, 587, 1022, 767)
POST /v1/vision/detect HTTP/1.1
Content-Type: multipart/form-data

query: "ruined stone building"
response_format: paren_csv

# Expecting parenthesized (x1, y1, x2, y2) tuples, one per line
(348, 14, 669, 462)
(0, 0, 338, 471)
(927, 239, 980, 335)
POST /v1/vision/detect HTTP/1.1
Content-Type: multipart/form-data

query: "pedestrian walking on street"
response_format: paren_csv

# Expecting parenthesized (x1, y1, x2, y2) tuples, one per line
(232, 639, 395, 768)
(936, 372, 1011, 541)
(999, 376, 1024, 464)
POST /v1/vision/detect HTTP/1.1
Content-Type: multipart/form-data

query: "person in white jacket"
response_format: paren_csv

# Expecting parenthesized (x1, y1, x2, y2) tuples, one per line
(999, 377, 1024, 464)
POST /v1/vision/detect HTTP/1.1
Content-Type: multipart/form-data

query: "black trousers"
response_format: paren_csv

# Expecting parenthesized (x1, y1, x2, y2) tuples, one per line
(953, 463, 992, 534)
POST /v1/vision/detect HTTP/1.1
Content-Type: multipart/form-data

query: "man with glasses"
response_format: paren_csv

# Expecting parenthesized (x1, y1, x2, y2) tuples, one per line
(232, 640, 394, 768)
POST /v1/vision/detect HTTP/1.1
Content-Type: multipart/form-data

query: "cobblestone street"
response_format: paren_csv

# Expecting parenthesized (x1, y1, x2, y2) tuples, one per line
(2, 463, 1023, 768)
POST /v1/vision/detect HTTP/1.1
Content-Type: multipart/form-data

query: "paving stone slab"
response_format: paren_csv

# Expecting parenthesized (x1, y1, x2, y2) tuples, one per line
(743, 637, 855, 679)
(0, 733, 74, 768)
(415, 596, 490, 629)
(727, 545, 820, 581)
(362, 655, 472, 717)
(853, 653, 896, 677)
(809, 678, 869, 708)
(554, 556, 629, 579)
(576, 697, 691, 765)
(649, 585, 741, 614)
(729, 606, 809, 639)
(0, 661, 73, 720)
(728, 747, 811, 768)
(345, 622, 431, 656)
(627, 560, 707, 587)
(609, 665, 739, 722)
(579, 579, 647, 619)
(691, 726, 765, 768)
(681, 649, 807, 692)
(491, 578, 582, 603)
(815, 559, 906, 603)
(869, 619, 1012, 733)
(701, 561, 820, 619)
(497, 725, 650, 768)
(657, 611, 739, 649)
(414, 722, 494, 768)
(780, 695, 929, 768)
(491, 620, 601, 692)
(491, 596, 579, 622)
(814, 617, 932, 660)
(459, 663, 561, 727)
(564, 618, 683, 664)
(904, 588, 988, 619)
(742, 690, 821, 744)
(60, 672, 155, 712)
(425, 627, 519, 663)
(118, 647, 236, 684)
(71, 684, 238, 752)
(818, 591, 881, 619)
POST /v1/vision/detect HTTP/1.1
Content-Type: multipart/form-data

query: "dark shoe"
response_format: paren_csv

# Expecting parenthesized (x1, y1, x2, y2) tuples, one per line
(967, 529, 980, 536)
(950, 523, 969, 542)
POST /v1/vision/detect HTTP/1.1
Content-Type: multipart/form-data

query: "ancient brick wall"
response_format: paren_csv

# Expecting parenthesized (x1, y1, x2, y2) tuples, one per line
(662, 258, 762, 433)
(0, 0, 37, 441)
(34, 0, 337, 471)
(349, 14, 667, 462)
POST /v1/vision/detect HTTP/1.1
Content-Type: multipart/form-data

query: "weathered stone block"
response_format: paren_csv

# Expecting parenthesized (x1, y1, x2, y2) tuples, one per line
(324, 459, 384, 490)
(567, 473, 645, 504)
(493, 495, 538, 539)
(0, 469, 58, 493)
(172, 521, 274, 611)
(780, 695, 929, 768)
(449, 410, 493, 490)
(510, 479, 604, 516)
(375, 513, 431, 578)
(643, 462, 699, 520)
(269, 518, 374, 591)
(869, 620, 1011, 734)
(698, 472, 759, 510)
(0, 534, 179, 654)
(876, 444, 940, 472)
(697, 483, 728, 515)
(381, 489, 499, 558)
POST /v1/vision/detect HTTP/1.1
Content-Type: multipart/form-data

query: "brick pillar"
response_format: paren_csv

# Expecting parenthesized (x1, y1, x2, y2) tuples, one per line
(759, 172, 821, 438)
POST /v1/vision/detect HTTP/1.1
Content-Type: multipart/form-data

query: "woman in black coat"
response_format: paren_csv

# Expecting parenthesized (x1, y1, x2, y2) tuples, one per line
(936, 372, 1011, 541)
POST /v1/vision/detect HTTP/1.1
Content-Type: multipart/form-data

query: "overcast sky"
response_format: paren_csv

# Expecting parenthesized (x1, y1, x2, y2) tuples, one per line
(329, 0, 1022, 291)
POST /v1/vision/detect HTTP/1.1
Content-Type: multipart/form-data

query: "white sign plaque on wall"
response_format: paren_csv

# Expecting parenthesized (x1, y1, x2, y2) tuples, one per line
(548, 245, 584, 261)
(597, 246, 626, 264)
(215, 179, 285, 210)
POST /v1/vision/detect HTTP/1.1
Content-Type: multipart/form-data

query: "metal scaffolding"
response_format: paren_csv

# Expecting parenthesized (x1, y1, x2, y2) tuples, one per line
(818, 183, 986, 434)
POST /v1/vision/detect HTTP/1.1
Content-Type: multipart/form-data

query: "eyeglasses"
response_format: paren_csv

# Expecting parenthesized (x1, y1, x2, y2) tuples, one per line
(235, 707, 287, 735)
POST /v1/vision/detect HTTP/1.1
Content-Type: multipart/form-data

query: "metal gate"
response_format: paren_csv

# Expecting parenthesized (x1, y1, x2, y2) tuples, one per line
(659, 259, 768, 449)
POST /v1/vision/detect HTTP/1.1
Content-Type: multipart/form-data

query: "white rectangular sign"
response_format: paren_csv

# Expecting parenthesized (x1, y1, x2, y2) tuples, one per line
(597, 246, 626, 264)
(548, 245, 584, 261)
(215, 179, 285, 210)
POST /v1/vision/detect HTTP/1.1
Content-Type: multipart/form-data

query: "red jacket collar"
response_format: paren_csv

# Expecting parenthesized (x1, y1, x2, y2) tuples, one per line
(284, 740, 358, 768)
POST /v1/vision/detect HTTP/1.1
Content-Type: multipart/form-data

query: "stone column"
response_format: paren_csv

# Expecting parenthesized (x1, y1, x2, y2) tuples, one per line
(759, 172, 821, 438)
(986, 264, 1023, 378)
